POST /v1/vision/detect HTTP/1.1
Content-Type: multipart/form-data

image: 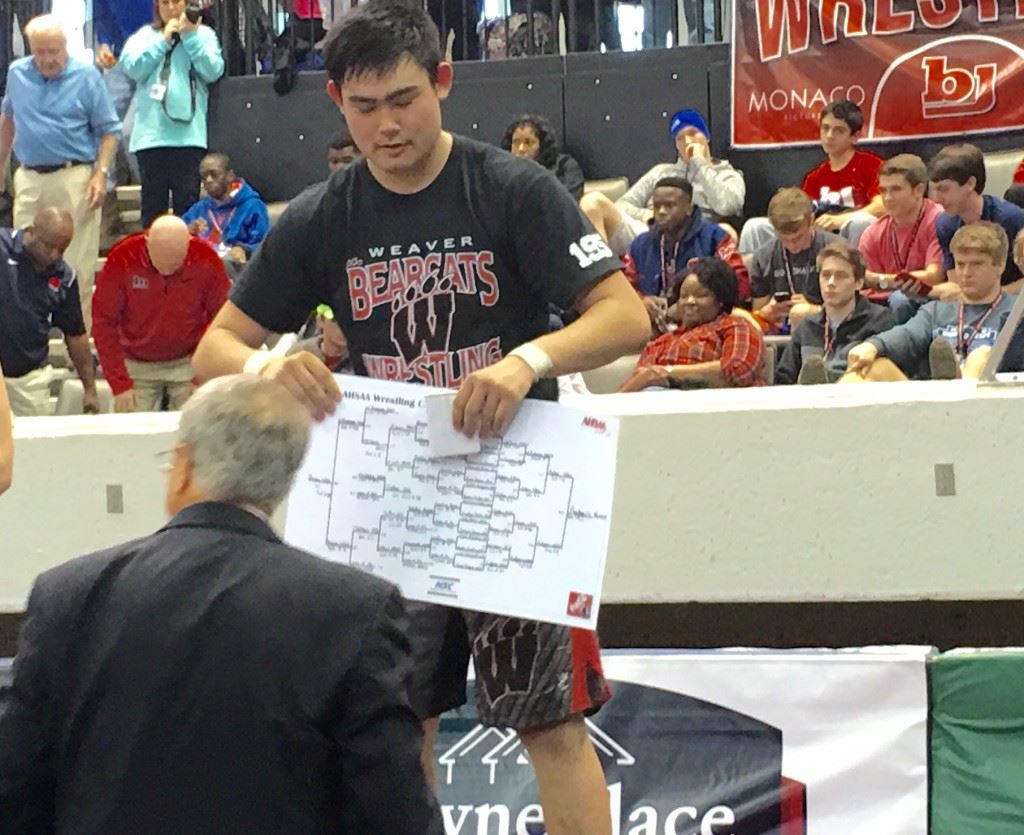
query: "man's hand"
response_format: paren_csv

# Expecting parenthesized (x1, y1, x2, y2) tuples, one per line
(683, 133, 711, 161)
(684, 132, 708, 161)
(931, 281, 962, 302)
(846, 342, 879, 377)
(758, 296, 795, 323)
(452, 356, 535, 439)
(86, 171, 106, 210)
(641, 295, 668, 332)
(318, 316, 347, 361)
(82, 386, 100, 415)
(260, 352, 341, 421)
(893, 275, 931, 299)
(114, 389, 137, 412)
(96, 44, 117, 69)
(227, 245, 247, 263)
(814, 213, 845, 232)
(188, 218, 208, 235)
(618, 364, 672, 393)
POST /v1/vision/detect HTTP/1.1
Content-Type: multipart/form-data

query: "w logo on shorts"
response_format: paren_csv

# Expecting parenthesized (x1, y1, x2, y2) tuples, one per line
(474, 619, 539, 706)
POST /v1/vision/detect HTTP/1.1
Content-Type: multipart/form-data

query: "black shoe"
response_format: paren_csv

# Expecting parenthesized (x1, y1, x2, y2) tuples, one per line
(798, 355, 828, 385)
(929, 337, 959, 380)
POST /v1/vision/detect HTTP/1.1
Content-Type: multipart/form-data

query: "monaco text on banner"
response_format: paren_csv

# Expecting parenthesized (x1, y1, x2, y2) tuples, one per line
(731, 0, 1024, 147)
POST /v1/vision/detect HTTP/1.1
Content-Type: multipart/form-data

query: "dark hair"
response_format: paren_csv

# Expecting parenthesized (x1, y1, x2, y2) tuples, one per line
(501, 114, 561, 169)
(201, 151, 232, 171)
(668, 257, 738, 312)
(323, 0, 442, 86)
(653, 176, 694, 201)
(821, 99, 864, 133)
(328, 128, 356, 151)
(816, 241, 867, 280)
(928, 144, 986, 193)
(1005, 184, 1024, 210)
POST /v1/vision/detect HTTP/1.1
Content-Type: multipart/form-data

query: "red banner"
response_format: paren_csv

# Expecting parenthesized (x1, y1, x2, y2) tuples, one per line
(731, 0, 1024, 147)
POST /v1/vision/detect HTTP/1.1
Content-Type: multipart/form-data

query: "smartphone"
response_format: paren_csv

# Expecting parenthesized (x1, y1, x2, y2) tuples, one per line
(773, 291, 792, 302)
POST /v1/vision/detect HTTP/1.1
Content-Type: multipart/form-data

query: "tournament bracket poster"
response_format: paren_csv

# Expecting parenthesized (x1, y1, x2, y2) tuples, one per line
(731, 0, 1024, 147)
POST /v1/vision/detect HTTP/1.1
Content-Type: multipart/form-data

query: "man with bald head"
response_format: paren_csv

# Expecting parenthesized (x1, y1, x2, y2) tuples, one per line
(1, 14, 120, 328)
(0, 375, 442, 833)
(0, 207, 100, 415)
(92, 216, 230, 411)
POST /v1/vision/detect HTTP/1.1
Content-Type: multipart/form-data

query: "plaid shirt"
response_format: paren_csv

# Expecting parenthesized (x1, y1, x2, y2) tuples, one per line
(637, 313, 765, 386)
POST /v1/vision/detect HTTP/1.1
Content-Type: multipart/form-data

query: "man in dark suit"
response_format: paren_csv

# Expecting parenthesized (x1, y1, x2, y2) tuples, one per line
(0, 374, 443, 835)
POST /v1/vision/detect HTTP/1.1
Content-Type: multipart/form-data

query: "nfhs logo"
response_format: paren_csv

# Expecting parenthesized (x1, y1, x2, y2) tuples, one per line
(921, 55, 997, 119)
(582, 416, 607, 433)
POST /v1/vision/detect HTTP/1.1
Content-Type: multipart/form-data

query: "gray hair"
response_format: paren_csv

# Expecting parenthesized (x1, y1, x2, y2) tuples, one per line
(24, 15, 67, 42)
(178, 375, 311, 512)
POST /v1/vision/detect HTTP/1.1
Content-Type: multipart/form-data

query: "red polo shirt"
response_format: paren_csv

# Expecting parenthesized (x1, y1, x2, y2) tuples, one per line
(92, 232, 230, 395)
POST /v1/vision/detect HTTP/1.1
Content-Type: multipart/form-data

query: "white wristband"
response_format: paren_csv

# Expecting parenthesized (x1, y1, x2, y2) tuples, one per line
(508, 343, 554, 382)
(243, 350, 274, 377)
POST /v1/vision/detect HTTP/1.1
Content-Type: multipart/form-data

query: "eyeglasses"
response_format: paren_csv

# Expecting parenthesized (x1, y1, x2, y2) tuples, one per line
(155, 448, 175, 473)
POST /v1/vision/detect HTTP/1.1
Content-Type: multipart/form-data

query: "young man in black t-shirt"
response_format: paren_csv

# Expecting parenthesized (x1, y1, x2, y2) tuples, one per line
(191, 2, 649, 833)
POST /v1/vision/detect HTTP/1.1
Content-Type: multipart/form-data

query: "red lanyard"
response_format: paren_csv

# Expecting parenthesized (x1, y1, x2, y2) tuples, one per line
(781, 250, 797, 294)
(956, 295, 1003, 360)
(822, 314, 835, 358)
(887, 204, 926, 273)
(208, 206, 238, 243)
(659, 235, 681, 297)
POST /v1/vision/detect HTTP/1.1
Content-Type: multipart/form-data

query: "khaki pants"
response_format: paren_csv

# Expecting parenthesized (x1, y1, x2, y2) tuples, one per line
(124, 356, 194, 411)
(13, 164, 101, 331)
(5, 365, 55, 417)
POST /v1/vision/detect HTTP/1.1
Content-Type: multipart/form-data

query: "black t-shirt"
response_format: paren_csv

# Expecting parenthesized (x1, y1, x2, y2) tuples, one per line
(0, 228, 84, 378)
(232, 135, 619, 398)
(749, 228, 842, 304)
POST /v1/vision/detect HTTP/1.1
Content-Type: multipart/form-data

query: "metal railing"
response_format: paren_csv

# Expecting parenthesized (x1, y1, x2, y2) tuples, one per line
(0, 0, 728, 88)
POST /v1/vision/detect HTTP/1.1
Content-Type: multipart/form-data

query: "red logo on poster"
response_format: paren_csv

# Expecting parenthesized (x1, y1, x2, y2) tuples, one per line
(566, 592, 593, 619)
(921, 55, 997, 119)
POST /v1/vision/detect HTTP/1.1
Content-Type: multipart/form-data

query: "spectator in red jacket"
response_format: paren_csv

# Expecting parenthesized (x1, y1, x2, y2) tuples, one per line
(92, 216, 230, 412)
(1013, 156, 1024, 186)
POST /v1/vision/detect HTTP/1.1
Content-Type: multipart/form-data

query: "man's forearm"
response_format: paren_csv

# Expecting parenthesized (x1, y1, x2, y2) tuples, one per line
(96, 133, 118, 174)
(192, 326, 260, 380)
(0, 115, 15, 187)
(862, 195, 885, 218)
(0, 376, 12, 493)
(66, 335, 96, 390)
(531, 276, 649, 376)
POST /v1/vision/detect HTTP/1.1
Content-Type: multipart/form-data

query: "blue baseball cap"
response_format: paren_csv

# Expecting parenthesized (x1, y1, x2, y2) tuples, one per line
(669, 109, 710, 141)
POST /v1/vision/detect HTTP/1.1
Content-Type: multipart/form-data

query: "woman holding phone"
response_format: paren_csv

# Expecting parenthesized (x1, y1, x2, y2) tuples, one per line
(120, 0, 224, 228)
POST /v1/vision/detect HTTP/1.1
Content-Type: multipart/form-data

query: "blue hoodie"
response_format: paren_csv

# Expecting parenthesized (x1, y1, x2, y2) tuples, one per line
(625, 206, 750, 301)
(182, 179, 270, 256)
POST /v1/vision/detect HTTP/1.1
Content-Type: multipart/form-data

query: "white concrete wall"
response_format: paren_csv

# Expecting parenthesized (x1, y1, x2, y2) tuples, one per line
(2, 381, 1023, 612)
(573, 380, 1024, 604)
(1, 413, 178, 611)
